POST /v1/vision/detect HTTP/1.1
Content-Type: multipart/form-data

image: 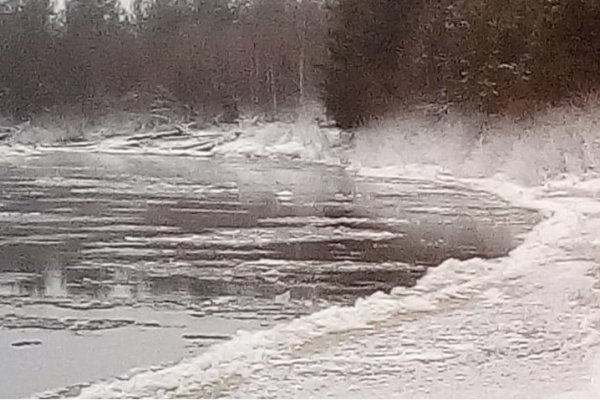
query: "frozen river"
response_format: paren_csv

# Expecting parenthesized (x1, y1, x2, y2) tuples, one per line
(0, 152, 540, 397)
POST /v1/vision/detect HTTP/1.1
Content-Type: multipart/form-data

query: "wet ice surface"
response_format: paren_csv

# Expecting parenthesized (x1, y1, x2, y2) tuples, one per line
(0, 152, 539, 398)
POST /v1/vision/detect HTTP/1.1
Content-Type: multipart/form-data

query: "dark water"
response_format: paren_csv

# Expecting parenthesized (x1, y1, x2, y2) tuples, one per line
(0, 152, 540, 397)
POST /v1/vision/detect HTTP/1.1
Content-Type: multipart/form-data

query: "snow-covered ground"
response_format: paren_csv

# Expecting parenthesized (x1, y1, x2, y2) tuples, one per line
(5, 103, 600, 397)
(0, 114, 343, 162)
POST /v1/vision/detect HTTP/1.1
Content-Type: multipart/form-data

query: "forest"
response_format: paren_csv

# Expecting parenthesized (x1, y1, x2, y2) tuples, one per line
(1, 0, 600, 128)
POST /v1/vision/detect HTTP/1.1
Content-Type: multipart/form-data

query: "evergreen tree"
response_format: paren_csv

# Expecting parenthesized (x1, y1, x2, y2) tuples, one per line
(323, 0, 422, 128)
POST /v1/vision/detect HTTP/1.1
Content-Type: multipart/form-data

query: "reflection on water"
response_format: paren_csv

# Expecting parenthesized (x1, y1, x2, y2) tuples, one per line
(0, 152, 540, 397)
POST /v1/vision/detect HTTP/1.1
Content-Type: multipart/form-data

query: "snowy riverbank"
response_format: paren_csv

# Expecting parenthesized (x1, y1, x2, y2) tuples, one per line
(30, 172, 597, 399)
(0, 114, 344, 163)
(6, 103, 600, 398)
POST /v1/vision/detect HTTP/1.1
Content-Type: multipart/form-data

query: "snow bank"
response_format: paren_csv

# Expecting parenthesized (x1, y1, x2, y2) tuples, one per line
(351, 101, 600, 185)
(214, 117, 340, 162)
(4, 97, 600, 177)
(0, 112, 341, 163)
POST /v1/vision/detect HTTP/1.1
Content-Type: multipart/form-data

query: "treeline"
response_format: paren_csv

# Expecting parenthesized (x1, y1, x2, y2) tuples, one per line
(326, 0, 600, 127)
(2, 0, 600, 128)
(0, 0, 326, 121)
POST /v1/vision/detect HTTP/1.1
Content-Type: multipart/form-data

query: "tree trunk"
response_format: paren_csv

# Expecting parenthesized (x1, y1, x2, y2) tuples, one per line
(252, 41, 259, 105)
(267, 66, 277, 118)
(299, 18, 306, 108)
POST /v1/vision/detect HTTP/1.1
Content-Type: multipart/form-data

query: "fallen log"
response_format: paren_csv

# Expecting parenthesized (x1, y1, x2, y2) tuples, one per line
(126, 127, 186, 142)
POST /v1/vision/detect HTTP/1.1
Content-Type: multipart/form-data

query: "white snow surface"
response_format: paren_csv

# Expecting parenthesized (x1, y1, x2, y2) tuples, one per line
(0, 116, 342, 163)
(213, 118, 339, 162)
(21, 103, 600, 397)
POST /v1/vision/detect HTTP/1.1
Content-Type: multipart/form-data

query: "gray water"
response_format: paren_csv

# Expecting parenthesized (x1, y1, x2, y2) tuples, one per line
(0, 152, 540, 398)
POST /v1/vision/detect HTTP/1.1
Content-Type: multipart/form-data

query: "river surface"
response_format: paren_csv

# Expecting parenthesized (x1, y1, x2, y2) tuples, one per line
(0, 152, 540, 398)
